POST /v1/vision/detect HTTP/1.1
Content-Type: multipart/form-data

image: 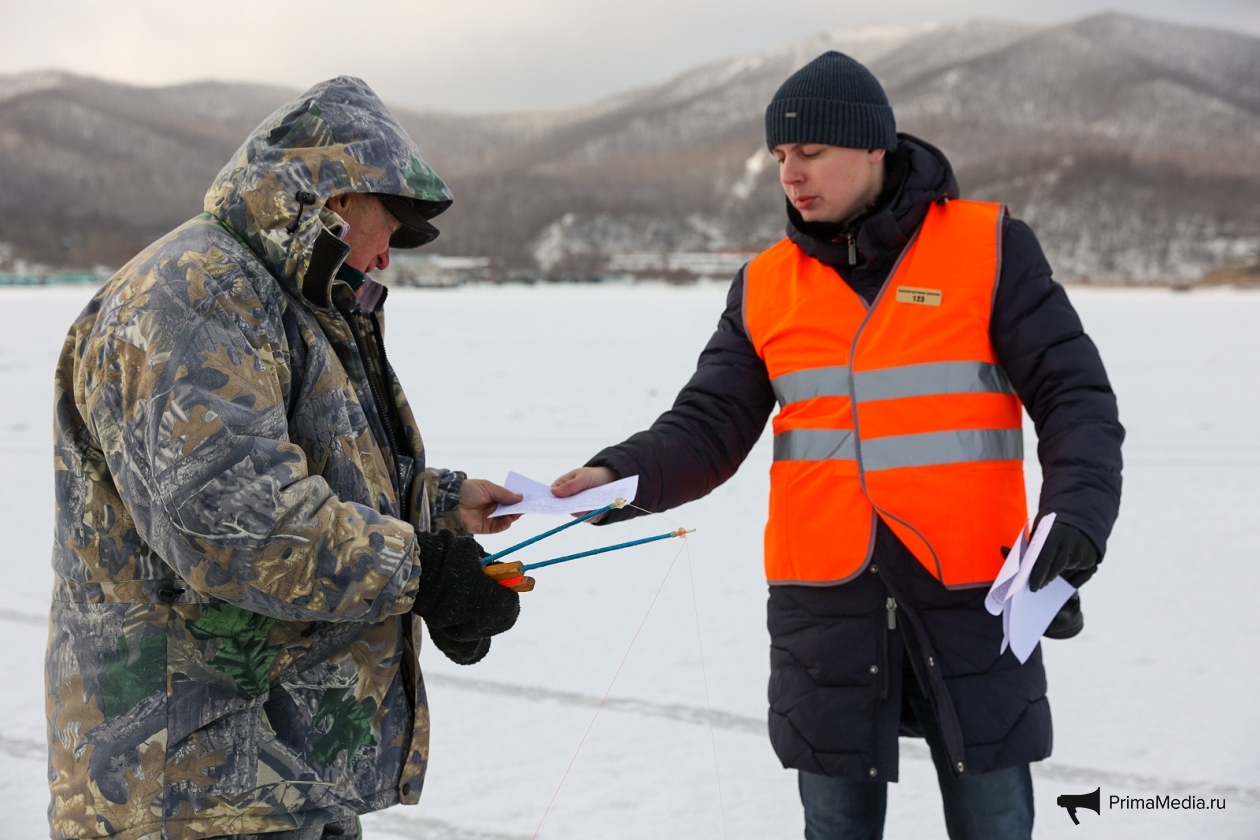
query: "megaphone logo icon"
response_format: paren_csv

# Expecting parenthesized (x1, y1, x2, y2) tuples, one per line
(1056, 787, 1101, 825)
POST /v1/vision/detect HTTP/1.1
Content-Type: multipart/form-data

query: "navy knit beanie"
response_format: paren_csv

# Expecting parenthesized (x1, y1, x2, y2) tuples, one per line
(765, 51, 897, 151)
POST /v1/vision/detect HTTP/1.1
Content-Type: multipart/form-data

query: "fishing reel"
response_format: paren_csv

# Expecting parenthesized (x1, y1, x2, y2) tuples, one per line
(482, 561, 535, 592)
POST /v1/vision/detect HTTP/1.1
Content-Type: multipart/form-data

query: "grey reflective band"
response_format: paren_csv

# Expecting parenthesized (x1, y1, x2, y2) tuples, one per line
(860, 429, 1023, 471)
(773, 429, 857, 462)
(772, 363, 1020, 465)
(771, 365, 852, 408)
(853, 361, 1016, 402)
(773, 362, 1014, 409)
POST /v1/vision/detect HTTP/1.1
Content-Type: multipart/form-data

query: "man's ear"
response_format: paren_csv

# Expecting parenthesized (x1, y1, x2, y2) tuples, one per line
(868, 149, 887, 163)
(325, 194, 349, 215)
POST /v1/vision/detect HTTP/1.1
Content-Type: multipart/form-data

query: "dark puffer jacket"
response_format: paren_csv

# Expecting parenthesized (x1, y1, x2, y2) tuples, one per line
(587, 134, 1123, 780)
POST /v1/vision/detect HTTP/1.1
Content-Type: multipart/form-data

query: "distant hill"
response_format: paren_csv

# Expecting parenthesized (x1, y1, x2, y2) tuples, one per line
(2, 12, 1257, 282)
(0, 73, 290, 270)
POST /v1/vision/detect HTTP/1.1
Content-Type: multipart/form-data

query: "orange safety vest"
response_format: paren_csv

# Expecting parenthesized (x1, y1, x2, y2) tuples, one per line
(744, 199, 1027, 588)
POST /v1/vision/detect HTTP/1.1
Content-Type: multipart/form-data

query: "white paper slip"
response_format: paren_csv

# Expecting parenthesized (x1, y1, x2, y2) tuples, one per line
(489, 471, 640, 517)
(985, 513, 1057, 617)
(985, 513, 1077, 663)
(1007, 576, 1076, 663)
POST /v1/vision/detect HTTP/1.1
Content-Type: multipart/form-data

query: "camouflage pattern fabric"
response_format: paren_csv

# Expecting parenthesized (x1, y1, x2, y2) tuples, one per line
(47, 77, 463, 839)
(213, 815, 360, 840)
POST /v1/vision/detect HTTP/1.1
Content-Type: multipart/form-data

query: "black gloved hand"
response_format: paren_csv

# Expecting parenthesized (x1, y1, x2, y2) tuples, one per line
(427, 623, 492, 665)
(1028, 521, 1100, 592)
(1043, 591, 1084, 639)
(412, 529, 520, 641)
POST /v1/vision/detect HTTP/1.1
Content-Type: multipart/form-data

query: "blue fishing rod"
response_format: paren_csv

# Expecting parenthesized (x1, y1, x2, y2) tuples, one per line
(480, 498, 694, 591)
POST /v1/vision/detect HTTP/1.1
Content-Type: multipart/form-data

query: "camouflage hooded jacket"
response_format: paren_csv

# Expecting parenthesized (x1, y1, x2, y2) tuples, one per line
(46, 77, 463, 839)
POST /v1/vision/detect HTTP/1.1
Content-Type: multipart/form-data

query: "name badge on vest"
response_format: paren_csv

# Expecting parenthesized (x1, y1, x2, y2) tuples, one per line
(895, 286, 942, 307)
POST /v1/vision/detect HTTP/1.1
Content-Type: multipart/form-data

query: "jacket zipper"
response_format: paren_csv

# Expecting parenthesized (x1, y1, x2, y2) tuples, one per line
(847, 233, 857, 266)
(878, 596, 895, 700)
(369, 311, 415, 521)
(338, 301, 411, 522)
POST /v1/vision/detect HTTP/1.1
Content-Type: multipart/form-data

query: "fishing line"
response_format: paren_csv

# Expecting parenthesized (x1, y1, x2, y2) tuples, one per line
(628, 502, 681, 527)
(683, 534, 729, 840)
(629, 500, 728, 836)
(632, 501, 728, 837)
(530, 535, 689, 840)
(514, 500, 726, 836)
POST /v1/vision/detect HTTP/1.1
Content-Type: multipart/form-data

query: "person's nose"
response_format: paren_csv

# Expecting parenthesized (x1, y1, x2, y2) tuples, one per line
(374, 249, 391, 272)
(780, 158, 804, 188)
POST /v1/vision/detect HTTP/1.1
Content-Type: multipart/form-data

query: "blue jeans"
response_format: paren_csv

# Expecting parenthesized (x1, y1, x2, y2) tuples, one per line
(798, 691, 1034, 840)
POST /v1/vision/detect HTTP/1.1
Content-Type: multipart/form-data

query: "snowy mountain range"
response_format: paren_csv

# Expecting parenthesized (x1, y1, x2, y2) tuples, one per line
(2, 12, 1257, 282)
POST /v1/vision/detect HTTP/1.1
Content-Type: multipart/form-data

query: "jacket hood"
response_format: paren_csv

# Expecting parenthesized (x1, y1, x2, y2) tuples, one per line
(204, 76, 452, 298)
(788, 133, 959, 275)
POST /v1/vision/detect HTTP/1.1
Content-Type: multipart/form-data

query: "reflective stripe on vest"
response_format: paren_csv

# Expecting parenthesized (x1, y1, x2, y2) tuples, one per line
(772, 361, 1013, 411)
(861, 428, 1023, 470)
(773, 428, 857, 461)
(772, 365, 852, 406)
(772, 361, 1021, 468)
(744, 199, 1027, 588)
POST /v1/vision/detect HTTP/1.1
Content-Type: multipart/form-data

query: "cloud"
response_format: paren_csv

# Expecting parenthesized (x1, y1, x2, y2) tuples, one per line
(2, 0, 1256, 112)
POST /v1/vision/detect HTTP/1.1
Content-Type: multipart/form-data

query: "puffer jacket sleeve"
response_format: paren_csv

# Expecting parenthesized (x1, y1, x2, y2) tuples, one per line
(991, 217, 1125, 555)
(417, 467, 467, 534)
(83, 257, 421, 624)
(587, 269, 777, 523)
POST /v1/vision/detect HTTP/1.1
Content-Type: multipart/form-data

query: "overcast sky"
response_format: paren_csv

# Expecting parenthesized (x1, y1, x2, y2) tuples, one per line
(3, 0, 1258, 113)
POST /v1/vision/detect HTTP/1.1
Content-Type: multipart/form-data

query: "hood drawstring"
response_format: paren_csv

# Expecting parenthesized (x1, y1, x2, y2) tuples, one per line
(286, 190, 319, 234)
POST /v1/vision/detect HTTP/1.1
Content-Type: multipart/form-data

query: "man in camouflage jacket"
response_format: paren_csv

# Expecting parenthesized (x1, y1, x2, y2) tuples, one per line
(46, 77, 520, 840)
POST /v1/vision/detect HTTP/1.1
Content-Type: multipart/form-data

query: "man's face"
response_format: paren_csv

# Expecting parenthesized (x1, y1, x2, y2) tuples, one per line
(327, 194, 403, 273)
(773, 144, 887, 225)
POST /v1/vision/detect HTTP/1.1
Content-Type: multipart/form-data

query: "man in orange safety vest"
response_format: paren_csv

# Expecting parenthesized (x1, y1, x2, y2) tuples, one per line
(552, 51, 1123, 840)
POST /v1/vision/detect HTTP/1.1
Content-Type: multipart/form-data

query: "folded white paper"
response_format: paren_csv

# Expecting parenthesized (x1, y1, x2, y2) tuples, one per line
(489, 471, 640, 518)
(985, 513, 1077, 663)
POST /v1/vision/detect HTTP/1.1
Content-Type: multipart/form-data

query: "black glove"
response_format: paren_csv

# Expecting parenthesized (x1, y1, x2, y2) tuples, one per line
(427, 624, 492, 665)
(1028, 521, 1099, 592)
(1043, 591, 1084, 640)
(412, 529, 520, 642)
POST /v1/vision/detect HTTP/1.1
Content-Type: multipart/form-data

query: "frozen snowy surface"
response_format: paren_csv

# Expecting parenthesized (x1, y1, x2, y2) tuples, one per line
(1, 282, 1257, 838)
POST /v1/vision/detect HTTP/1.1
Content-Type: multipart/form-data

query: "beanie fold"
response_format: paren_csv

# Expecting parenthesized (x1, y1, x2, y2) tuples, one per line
(766, 99, 896, 151)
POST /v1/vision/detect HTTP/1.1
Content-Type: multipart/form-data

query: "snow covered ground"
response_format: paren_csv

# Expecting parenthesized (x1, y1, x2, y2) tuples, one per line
(1, 282, 1257, 839)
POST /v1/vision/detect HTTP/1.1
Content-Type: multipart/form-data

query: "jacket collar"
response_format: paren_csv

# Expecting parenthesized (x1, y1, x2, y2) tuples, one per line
(786, 134, 960, 273)
(301, 230, 351, 309)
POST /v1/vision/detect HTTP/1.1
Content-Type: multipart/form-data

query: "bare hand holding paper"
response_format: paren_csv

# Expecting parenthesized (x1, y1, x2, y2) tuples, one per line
(489, 471, 639, 518)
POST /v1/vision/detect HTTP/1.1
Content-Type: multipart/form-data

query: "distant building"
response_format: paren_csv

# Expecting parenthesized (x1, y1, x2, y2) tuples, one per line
(377, 254, 492, 287)
(606, 251, 758, 281)
(0, 268, 112, 286)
